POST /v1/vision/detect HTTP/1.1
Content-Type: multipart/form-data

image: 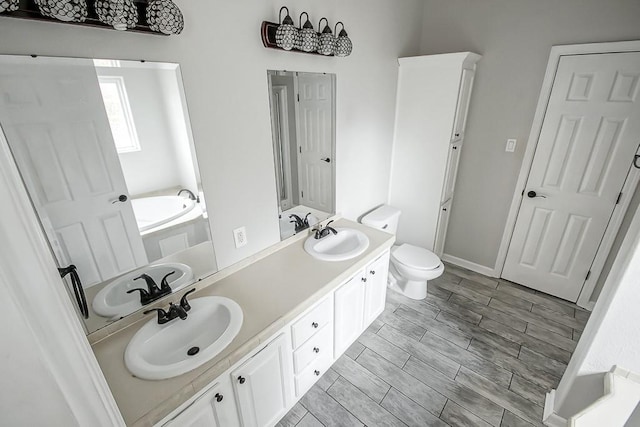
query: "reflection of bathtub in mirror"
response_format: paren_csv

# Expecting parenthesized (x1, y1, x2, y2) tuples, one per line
(132, 196, 205, 234)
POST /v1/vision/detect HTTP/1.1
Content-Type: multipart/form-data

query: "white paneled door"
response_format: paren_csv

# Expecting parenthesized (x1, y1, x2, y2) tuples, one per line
(503, 52, 640, 301)
(0, 56, 147, 287)
(295, 72, 334, 213)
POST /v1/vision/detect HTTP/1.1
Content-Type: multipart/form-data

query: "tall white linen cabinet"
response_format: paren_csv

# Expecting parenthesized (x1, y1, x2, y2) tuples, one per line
(389, 52, 481, 256)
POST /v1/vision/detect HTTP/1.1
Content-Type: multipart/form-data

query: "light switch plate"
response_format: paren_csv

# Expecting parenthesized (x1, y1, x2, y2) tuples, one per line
(233, 227, 247, 248)
(506, 138, 517, 152)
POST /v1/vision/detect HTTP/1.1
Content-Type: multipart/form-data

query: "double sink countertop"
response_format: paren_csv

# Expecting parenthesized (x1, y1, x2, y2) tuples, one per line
(91, 218, 394, 426)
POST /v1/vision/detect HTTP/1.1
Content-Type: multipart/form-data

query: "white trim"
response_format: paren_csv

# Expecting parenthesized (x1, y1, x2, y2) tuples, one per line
(495, 40, 640, 301)
(544, 390, 569, 427)
(576, 162, 640, 309)
(0, 131, 124, 425)
(442, 253, 498, 277)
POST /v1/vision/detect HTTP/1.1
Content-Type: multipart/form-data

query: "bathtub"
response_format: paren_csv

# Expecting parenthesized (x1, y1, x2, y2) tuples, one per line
(131, 196, 197, 233)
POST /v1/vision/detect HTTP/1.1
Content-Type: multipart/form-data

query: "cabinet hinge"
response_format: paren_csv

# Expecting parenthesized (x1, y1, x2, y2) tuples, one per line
(585, 270, 591, 281)
(616, 192, 622, 205)
(301, 190, 304, 198)
(297, 93, 300, 102)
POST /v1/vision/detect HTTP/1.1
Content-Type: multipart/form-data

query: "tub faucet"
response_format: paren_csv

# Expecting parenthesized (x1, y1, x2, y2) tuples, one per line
(177, 188, 199, 202)
(312, 220, 338, 239)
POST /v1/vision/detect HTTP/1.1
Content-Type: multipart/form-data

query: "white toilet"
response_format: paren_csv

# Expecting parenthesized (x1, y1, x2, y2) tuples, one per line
(361, 205, 444, 300)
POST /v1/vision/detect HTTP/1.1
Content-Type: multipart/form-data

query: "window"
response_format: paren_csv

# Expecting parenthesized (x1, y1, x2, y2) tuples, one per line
(98, 76, 141, 153)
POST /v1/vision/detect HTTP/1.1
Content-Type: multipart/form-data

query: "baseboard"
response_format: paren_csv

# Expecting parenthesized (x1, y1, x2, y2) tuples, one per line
(441, 253, 498, 278)
(544, 390, 568, 427)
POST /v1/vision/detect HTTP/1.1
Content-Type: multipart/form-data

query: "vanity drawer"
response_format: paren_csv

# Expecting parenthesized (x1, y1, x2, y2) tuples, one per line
(291, 297, 332, 348)
(293, 323, 333, 374)
(295, 353, 333, 398)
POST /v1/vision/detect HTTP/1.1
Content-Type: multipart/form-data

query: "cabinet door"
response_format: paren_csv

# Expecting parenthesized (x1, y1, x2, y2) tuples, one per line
(164, 380, 240, 427)
(441, 142, 462, 203)
(451, 68, 475, 142)
(232, 334, 293, 427)
(364, 252, 390, 325)
(334, 273, 365, 358)
(434, 199, 452, 257)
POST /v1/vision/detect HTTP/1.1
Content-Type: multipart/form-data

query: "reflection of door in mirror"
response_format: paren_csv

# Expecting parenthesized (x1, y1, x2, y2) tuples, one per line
(0, 57, 148, 287)
(0, 55, 217, 333)
(267, 71, 336, 241)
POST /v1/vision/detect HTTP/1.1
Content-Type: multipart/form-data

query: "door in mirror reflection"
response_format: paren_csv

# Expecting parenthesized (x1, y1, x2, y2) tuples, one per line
(0, 55, 217, 333)
(267, 70, 336, 241)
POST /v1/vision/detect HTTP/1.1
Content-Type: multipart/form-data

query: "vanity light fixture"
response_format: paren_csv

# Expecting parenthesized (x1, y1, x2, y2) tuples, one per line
(95, 0, 139, 30)
(146, 0, 184, 35)
(317, 17, 335, 56)
(297, 12, 318, 53)
(333, 22, 352, 57)
(34, 0, 87, 22)
(0, 0, 19, 14)
(275, 6, 298, 51)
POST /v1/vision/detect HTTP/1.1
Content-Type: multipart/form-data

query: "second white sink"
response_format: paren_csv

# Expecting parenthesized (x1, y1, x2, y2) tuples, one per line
(304, 227, 370, 261)
(124, 296, 243, 380)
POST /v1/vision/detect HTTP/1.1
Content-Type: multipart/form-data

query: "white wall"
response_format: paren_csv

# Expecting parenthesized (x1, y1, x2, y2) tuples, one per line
(419, 0, 640, 269)
(0, 0, 423, 270)
(552, 198, 640, 420)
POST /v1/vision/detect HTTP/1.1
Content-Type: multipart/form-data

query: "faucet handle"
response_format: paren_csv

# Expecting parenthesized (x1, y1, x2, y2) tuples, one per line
(303, 213, 311, 226)
(169, 302, 188, 320)
(127, 287, 150, 298)
(160, 271, 176, 292)
(180, 288, 197, 312)
(134, 273, 161, 294)
(144, 307, 168, 323)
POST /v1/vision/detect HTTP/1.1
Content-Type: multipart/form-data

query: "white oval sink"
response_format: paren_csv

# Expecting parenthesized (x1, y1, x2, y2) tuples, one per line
(92, 263, 194, 320)
(304, 227, 370, 261)
(125, 296, 243, 380)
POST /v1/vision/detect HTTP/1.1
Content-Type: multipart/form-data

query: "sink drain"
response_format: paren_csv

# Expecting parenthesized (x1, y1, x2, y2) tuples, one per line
(187, 346, 200, 356)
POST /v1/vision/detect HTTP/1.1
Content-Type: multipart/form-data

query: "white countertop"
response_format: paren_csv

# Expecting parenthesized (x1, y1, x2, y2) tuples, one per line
(91, 218, 394, 426)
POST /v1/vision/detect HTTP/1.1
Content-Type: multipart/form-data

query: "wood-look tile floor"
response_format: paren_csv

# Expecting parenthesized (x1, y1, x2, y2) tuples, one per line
(277, 263, 590, 427)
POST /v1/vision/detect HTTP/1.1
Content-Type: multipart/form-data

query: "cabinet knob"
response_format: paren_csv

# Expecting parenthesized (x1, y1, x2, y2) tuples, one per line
(361, 277, 367, 283)
(443, 208, 447, 211)
(215, 393, 223, 402)
(452, 146, 458, 150)
(455, 133, 460, 137)
(314, 370, 320, 376)
(313, 347, 320, 353)
(311, 322, 318, 328)
(237, 376, 246, 384)
(370, 270, 376, 275)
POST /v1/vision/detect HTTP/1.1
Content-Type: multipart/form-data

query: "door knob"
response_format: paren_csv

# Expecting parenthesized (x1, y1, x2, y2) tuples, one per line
(527, 191, 547, 199)
(321, 158, 331, 163)
(111, 194, 128, 204)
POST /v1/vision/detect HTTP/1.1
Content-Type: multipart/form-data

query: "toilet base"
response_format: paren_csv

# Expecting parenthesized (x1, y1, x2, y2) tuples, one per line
(388, 269, 428, 300)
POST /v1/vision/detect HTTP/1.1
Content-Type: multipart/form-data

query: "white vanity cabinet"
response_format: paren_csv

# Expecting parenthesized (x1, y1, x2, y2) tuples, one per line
(163, 377, 239, 427)
(334, 250, 390, 356)
(389, 52, 481, 256)
(232, 334, 294, 427)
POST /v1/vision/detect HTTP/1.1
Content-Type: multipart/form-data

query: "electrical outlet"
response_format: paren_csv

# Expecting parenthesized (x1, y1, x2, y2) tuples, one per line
(506, 138, 517, 153)
(233, 227, 247, 248)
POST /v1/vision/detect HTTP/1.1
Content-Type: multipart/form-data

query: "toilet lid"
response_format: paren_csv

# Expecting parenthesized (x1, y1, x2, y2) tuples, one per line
(392, 244, 441, 270)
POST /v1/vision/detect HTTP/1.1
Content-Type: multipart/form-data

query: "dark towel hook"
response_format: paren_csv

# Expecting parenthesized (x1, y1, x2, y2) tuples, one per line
(58, 265, 89, 319)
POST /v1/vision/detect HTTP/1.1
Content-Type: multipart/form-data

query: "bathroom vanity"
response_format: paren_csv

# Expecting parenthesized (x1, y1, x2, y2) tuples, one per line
(90, 218, 393, 426)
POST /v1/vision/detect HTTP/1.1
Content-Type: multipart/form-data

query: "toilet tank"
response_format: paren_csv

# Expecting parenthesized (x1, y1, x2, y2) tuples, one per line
(361, 205, 401, 234)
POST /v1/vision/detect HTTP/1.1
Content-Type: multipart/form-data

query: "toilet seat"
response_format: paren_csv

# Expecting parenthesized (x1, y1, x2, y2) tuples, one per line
(392, 244, 441, 271)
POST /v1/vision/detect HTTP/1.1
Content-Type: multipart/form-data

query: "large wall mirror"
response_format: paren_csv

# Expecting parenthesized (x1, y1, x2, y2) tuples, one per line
(267, 70, 336, 240)
(0, 55, 217, 333)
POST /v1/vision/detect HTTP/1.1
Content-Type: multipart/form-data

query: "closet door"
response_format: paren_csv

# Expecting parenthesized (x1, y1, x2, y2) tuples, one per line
(434, 199, 452, 257)
(451, 69, 475, 143)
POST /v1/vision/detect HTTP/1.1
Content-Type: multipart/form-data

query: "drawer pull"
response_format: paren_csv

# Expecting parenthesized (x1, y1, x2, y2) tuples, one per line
(370, 270, 375, 275)
(237, 376, 246, 384)
(314, 370, 320, 376)
(215, 393, 223, 402)
(311, 322, 318, 328)
(361, 277, 367, 283)
(313, 347, 320, 353)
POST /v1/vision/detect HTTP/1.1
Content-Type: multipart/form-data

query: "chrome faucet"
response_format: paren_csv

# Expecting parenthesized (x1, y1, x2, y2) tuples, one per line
(312, 220, 338, 239)
(177, 188, 199, 202)
(144, 288, 196, 324)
